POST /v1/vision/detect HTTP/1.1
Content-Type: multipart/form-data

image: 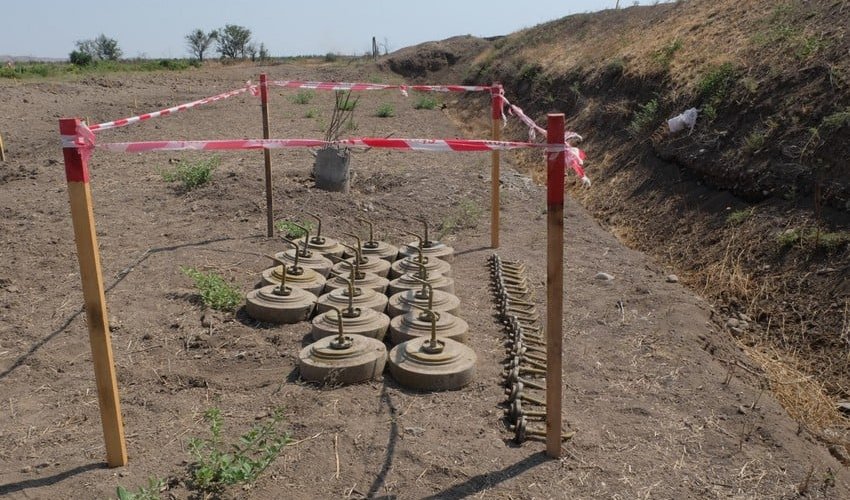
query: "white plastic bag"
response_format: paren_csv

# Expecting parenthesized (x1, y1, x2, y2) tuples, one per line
(667, 108, 698, 133)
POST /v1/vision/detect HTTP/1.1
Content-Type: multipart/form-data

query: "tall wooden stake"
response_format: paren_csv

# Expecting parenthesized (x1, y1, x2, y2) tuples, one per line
(545, 113, 565, 459)
(59, 118, 128, 467)
(260, 73, 274, 237)
(0, 133, 6, 162)
(490, 83, 503, 249)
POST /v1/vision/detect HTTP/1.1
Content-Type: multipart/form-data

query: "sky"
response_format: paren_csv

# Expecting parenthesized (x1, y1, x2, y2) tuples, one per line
(2, 0, 657, 59)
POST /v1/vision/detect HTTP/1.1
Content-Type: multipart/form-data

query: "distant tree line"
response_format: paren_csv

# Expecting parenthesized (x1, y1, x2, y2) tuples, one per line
(186, 25, 268, 62)
(68, 25, 269, 66)
(69, 34, 122, 66)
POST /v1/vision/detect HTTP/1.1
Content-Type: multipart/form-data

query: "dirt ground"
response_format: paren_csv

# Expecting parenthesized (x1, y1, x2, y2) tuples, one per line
(1, 61, 849, 499)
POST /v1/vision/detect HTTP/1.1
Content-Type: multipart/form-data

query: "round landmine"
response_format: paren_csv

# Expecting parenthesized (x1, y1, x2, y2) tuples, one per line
(359, 240, 398, 262)
(387, 288, 460, 317)
(275, 248, 333, 278)
(295, 234, 345, 259)
(387, 271, 455, 295)
(260, 264, 326, 296)
(311, 307, 390, 341)
(324, 270, 388, 295)
(389, 310, 469, 345)
(388, 337, 476, 391)
(298, 333, 387, 385)
(332, 255, 391, 278)
(399, 240, 454, 263)
(390, 256, 451, 279)
(317, 286, 388, 315)
(245, 284, 316, 324)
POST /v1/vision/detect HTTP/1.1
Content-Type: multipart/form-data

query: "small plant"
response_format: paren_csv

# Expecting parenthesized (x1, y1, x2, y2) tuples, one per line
(375, 103, 395, 117)
(275, 220, 313, 238)
(304, 108, 317, 118)
(821, 108, 850, 132)
(438, 199, 483, 238)
(726, 208, 754, 226)
(776, 227, 850, 250)
(336, 91, 358, 111)
(116, 477, 164, 500)
(189, 407, 291, 496)
(159, 156, 219, 191)
(181, 267, 242, 312)
(290, 90, 315, 105)
(627, 98, 659, 137)
(743, 130, 766, 153)
(414, 96, 438, 110)
(652, 38, 682, 69)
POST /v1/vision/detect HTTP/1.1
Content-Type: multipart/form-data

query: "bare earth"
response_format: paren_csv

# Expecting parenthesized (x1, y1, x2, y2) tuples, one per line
(1, 62, 848, 499)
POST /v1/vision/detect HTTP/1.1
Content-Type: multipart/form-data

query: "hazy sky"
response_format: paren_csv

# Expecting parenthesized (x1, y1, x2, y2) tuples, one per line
(3, 1, 657, 59)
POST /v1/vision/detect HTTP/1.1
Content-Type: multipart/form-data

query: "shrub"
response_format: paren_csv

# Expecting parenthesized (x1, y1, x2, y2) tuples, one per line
(189, 408, 290, 495)
(290, 90, 315, 105)
(116, 477, 164, 500)
(414, 96, 438, 110)
(726, 208, 754, 226)
(627, 98, 659, 137)
(375, 103, 394, 117)
(181, 267, 242, 312)
(159, 156, 219, 191)
(70, 50, 93, 67)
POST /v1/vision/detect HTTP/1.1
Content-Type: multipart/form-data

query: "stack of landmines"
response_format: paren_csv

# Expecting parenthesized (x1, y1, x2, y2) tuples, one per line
(488, 254, 552, 444)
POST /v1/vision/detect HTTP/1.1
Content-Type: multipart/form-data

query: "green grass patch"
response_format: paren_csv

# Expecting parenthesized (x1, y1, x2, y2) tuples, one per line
(652, 38, 682, 69)
(777, 227, 850, 250)
(116, 477, 165, 500)
(275, 220, 314, 239)
(181, 267, 242, 312)
(438, 199, 483, 238)
(290, 90, 315, 105)
(821, 108, 850, 132)
(0, 59, 199, 80)
(628, 98, 659, 137)
(414, 96, 438, 110)
(189, 408, 290, 496)
(743, 130, 766, 153)
(375, 103, 395, 117)
(726, 208, 755, 226)
(159, 156, 219, 191)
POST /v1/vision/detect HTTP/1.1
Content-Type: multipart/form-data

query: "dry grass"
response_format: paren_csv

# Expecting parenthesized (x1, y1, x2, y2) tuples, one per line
(743, 344, 850, 441)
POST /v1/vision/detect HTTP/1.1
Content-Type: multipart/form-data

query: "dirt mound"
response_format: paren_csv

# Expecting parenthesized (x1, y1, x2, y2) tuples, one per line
(419, 0, 850, 445)
(379, 35, 492, 82)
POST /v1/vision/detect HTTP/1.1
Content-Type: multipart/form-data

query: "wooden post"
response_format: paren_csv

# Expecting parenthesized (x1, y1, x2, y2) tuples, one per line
(545, 113, 565, 459)
(490, 83, 503, 249)
(260, 73, 274, 237)
(59, 118, 128, 467)
(0, 133, 6, 162)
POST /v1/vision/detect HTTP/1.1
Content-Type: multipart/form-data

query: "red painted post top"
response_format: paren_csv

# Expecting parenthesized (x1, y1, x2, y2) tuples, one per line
(546, 114, 565, 205)
(60, 118, 90, 183)
(490, 83, 503, 121)
(260, 73, 269, 105)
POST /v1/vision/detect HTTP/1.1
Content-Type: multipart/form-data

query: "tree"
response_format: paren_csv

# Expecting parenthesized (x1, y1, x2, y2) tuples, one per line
(186, 29, 218, 62)
(94, 34, 122, 60)
(216, 24, 252, 59)
(73, 34, 122, 62)
(258, 43, 269, 61)
(247, 43, 258, 62)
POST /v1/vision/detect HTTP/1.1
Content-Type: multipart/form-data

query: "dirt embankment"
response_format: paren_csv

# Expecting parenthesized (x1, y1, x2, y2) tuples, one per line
(387, 0, 850, 441)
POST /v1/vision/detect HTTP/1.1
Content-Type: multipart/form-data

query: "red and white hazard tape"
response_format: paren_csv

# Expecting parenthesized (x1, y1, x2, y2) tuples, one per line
(88, 83, 256, 132)
(269, 80, 492, 96)
(88, 137, 543, 154)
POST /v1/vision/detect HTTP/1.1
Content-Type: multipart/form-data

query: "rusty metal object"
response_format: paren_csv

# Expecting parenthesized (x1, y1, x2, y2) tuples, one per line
(511, 416, 575, 444)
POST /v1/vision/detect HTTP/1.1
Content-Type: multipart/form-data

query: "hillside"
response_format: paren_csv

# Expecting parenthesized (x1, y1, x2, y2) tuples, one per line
(387, 0, 850, 443)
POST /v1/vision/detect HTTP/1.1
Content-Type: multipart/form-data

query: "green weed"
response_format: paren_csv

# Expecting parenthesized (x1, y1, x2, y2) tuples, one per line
(189, 408, 290, 495)
(726, 208, 754, 226)
(159, 156, 219, 191)
(181, 267, 242, 312)
(414, 96, 438, 110)
(743, 130, 766, 153)
(438, 199, 483, 238)
(116, 477, 164, 500)
(777, 228, 850, 250)
(652, 38, 682, 69)
(627, 98, 659, 137)
(821, 108, 850, 132)
(275, 220, 314, 238)
(697, 63, 736, 121)
(375, 103, 395, 117)
(290, 90, 315, 105)
(304, 108, 318, 118)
